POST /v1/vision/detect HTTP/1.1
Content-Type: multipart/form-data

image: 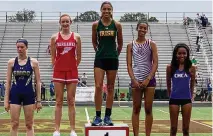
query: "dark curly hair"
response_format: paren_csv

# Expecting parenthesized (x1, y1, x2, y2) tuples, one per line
(136, 20, 149, 30)
(171, 43, 192, 76)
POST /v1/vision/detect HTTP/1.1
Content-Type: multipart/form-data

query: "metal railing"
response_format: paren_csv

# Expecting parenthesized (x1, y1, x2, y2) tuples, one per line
(166, 24, 173, 50)
(203, 29, 212, 51)
(0, 23, 6, 52)
(0, 11, 211, 24)
(22, 23, 25, 38)
(197, 26, 212, 77)
(36, 24, 42, 59)
(148, 24, 153, 40)
(130, 24, 135, 40)
(183, 25, 193, 55)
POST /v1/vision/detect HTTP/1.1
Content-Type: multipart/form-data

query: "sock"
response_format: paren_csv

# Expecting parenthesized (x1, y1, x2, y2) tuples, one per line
(105, 108, 112, 117)
(96, 111, 101, 117)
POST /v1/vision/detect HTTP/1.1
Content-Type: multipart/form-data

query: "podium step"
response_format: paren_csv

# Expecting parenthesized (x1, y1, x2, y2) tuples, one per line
(85, 123, 129, 136)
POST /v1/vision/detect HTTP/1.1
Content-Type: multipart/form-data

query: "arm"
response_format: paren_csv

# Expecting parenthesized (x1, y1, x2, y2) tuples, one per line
(75, 33, 82, 66)
(92, 22, 98, 52)
(50, 34, 57, 65)
(115, 21, 123, 56)
(147, 41, 158, 80)
(32, 58, 41, 102)
(166, 64, 172, 97)
(126, 42, 135, 80)
(190, 65, 196, 95)
(4, 59, 14, 104)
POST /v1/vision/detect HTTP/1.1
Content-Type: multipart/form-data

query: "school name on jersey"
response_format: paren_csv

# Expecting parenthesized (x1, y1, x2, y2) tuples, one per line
(13, 70, 31, 76)
(174, 73, 188, 78)
(99, 30, 115, 37)
(56, 42, 76, 47)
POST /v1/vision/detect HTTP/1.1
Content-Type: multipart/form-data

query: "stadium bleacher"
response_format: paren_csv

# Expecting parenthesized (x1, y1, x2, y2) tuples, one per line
(0, 22, 211, 90)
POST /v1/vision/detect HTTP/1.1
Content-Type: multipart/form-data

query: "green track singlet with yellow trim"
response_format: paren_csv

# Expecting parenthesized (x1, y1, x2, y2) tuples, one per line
(95, 20, 118, 59)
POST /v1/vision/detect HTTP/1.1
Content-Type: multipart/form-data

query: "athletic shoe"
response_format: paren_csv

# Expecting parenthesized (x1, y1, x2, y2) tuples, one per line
(103, 116, 114, 126)
(70, 131, 77, 136)
(53, 131, 60, 136)
(91, 116, 102, 126)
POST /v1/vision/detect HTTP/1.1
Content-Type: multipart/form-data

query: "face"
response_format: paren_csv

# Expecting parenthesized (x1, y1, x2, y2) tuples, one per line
(176, 47, 187, 64)
(16, 43, 27, 55)
(101, 3, 113, 18)
(137, 23, 148, 37)
(60, 16, 71, 30)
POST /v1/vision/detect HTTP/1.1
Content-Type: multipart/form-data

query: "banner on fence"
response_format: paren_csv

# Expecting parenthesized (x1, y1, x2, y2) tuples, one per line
(75, 87, 95, 102)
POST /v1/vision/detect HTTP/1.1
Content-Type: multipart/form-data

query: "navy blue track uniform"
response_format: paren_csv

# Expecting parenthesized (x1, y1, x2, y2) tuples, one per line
(9, 57, 35, 105)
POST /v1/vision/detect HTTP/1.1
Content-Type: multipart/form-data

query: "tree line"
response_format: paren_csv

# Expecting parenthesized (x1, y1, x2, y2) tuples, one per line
(8, 9, 159, 22)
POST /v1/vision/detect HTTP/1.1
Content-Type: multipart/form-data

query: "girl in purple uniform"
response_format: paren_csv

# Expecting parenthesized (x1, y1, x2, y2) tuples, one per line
(126, 21, 158, 136)
(166, 43, 196, 136)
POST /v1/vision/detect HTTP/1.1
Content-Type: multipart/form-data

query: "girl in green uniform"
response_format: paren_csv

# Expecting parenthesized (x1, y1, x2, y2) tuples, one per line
(91, 1, 123, 126)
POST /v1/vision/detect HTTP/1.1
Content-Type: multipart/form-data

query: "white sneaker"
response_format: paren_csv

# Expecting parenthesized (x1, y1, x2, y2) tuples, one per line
(70, 131, 77, 136)
(53, 131, 60, 136)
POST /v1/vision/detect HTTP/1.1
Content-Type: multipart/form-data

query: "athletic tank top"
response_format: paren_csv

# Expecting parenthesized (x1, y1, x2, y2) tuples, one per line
(96, 20, 118, 59)
(54, 32, 77, 72)
(170, 69, 191, 99)
(11, 57, 34, 92)
(132, 39, 153, 81)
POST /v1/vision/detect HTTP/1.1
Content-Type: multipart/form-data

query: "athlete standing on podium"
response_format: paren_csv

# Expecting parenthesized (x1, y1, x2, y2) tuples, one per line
(91, 1, 123, 126)
(50, 14, 82, 136)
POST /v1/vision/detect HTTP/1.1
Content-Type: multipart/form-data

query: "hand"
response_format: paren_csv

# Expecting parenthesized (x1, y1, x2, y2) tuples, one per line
(191, 93, 196, 102)
(131, 79, 140, 88)
(4, 100, 10, 112)
(35, 102, 42, 113)
(139, 78, 150, 89)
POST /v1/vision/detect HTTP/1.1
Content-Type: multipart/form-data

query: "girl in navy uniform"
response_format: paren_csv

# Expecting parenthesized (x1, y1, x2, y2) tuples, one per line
(166, 43, 196, 136)
(4, 39, 42, 136)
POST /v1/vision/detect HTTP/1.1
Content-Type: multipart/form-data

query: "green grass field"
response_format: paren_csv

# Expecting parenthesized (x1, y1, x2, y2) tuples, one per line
(0, 106, 212, 136)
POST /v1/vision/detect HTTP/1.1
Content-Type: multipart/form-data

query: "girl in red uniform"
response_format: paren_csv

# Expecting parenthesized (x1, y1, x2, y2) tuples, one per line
(50, 14, 81, 136)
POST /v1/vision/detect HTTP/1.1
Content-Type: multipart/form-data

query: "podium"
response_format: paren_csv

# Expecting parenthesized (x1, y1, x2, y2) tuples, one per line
(85, 123, 129, 136)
